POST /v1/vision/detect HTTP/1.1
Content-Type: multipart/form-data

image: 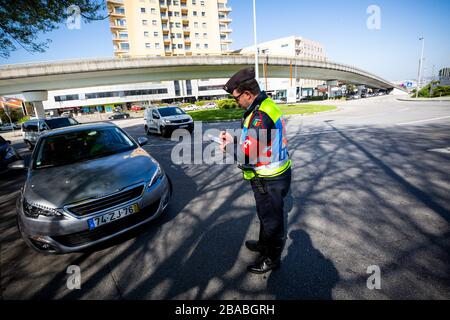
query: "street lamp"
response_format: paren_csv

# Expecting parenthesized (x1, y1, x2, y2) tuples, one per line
(253, 0, 259, 86)
(416, 36, 425, 98)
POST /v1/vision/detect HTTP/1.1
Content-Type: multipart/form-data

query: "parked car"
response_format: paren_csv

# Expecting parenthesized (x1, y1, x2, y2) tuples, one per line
(0, 135, 22, 174)
(130, 105, 143, 111)
(22, 117, 80, 150)
(144, 106, 194, 137)
(108, 112, 130, 120)
(0, 123, 21, 131)
(15, 122, 172, 254)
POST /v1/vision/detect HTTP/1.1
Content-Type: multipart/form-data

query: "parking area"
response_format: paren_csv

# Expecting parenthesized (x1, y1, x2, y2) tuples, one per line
(0, 95, 449, 299)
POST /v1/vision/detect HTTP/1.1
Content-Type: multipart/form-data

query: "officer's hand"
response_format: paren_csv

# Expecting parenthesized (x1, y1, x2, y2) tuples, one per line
(219, 131, 233, 152)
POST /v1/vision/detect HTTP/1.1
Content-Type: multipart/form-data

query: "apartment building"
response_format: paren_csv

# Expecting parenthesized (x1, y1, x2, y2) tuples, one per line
(108, 0, 233, 57)
(240, 36, 327, 99)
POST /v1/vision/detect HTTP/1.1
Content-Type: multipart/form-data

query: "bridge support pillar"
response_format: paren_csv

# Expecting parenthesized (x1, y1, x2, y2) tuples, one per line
(357, 85, 366, 95)
(327, 80, 339, 98)
(21, 91, 48, 119)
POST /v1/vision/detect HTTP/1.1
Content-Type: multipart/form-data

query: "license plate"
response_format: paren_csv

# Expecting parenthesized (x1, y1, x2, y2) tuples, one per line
(179, 125, 188, 128)
(87, 204, 139, 230)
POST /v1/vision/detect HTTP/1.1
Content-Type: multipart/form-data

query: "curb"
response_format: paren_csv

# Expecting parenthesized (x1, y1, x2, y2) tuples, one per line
(397, 98, 450, 103)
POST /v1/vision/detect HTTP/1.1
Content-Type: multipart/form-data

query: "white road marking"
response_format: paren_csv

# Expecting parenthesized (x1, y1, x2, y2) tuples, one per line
(396, 116, 450, 125)
(427, 147, 450, 154)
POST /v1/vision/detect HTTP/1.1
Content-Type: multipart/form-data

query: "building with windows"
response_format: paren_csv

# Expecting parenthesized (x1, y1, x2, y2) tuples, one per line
(108, 0, 232, 57)
(240, 36, 328, 99)
(439, 68, 450, 86)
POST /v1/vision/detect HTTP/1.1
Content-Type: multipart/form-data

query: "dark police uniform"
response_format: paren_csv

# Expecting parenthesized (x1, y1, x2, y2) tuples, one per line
(223, 68, 292, 274)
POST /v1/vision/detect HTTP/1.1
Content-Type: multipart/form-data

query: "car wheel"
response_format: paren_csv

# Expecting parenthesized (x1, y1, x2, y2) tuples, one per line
(160, 126, 169, 138)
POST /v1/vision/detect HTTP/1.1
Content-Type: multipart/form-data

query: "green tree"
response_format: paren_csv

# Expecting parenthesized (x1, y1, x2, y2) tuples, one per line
(0, 1, 105, 59)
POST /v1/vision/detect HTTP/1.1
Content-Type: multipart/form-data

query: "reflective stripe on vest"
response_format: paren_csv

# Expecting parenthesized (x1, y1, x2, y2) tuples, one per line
(241, 98, 291, 180)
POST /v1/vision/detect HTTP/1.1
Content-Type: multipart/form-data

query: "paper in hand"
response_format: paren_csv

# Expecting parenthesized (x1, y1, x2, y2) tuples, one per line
(207, 134, 223, 144)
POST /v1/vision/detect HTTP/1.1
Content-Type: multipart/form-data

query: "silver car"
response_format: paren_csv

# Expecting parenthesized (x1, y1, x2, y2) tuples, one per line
(15, 122, 171, 254)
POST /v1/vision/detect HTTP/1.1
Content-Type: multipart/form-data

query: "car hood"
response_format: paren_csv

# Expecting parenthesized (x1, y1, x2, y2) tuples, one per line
(24, 148, 158, 208)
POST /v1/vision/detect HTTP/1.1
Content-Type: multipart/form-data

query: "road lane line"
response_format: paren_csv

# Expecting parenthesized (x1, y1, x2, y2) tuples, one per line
(396, 116, 450, 125)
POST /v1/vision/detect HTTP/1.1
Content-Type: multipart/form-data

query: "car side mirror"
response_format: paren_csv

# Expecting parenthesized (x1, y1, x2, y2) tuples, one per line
(8, 159, 27, 170)
(137, 137, 148, 146)
(6, 140, 11, 144)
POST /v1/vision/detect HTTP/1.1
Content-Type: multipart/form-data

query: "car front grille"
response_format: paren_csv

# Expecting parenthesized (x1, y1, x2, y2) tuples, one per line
(171, 119, 190, 124)
(67, 185, 145, 217)
(53, 199, 160, 247)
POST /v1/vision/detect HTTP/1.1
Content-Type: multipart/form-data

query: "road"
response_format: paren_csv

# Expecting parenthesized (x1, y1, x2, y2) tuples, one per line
(1, 95, 449, 299)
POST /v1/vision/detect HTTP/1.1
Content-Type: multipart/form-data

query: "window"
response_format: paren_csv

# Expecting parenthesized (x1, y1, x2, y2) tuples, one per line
(173, 0, 179, 4)
(175, 22, 181, 28)
(202, 22, 206, 28)
(174, 11, 180, 16)
(154, 31, 159, 36)
(192, 0, 196, 4)
(281, 44, 289, 48)
(177, 33, 182, 38)
(152, 20, 157, 26)
(141, 8, 146, 13)
(151, 8, 156, 14)
(203, 33, 207, 38)
(195, 33, 199, 38)
(155, 43, 160, 49)
(146, 43, 151, 49)
(196, 43, 200, 49)
(178, 44, 183, 49)
(142, 20, 148, 25)
(120, 43, 130, 50)
(200, 1, 204, 6)
(193, 11, 197, 16)
(144, 31, 149, 37)
(204, 43, 208, 49)
(201, 12, 205, 17)
(194, 22, 199, 28)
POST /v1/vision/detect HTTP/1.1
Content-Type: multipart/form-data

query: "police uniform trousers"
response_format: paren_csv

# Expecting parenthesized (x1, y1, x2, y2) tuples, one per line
(249, 168, 291, 260)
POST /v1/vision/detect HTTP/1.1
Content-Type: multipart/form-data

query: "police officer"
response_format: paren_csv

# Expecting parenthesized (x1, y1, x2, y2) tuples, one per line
(220, 67, 292, 274)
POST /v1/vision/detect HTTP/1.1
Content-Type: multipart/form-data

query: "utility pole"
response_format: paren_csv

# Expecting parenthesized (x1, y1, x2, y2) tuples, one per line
(253, 0, 259, 86)
(416, 36, 425, 98)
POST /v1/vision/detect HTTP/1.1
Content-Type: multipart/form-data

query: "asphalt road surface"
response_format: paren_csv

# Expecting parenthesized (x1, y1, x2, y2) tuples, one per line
(1, 95, 449, 299)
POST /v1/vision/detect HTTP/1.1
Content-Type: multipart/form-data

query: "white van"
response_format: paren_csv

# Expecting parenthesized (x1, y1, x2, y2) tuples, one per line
(144, 106, 193, 137)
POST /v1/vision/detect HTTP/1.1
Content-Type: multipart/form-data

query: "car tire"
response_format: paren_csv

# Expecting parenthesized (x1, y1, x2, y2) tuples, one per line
(160, 126, 169, 138)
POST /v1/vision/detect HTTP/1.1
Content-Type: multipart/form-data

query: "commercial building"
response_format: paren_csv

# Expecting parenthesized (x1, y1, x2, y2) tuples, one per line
(439, 68, 450, 86)
(240, 35, 328, 100)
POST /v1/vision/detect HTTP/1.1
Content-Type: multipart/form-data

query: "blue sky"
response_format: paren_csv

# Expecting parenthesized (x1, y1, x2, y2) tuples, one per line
(2, 0, 449, 82)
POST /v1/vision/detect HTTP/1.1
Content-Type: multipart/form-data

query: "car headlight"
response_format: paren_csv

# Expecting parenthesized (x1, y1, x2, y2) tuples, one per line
(22, 198, 62, 218)
(5, 147, 15, 160)
(148, 165, 163, 188)
(163, 119, 171, 124)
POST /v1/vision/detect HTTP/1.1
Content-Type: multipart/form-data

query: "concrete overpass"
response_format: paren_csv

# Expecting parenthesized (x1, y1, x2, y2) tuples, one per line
(0, 54, 399, 117)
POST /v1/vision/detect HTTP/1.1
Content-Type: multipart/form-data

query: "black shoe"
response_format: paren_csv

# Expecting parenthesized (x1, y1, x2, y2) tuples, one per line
(247, 256, 280, 274)
(245, 240, 261, 252)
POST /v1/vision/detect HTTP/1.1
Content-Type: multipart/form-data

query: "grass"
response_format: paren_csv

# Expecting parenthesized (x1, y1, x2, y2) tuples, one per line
(187, 104, 337, 121)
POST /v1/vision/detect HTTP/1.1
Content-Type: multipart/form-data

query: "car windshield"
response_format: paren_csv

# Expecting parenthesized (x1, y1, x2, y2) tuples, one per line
(33, 127, 136, 169)
(158, 107, 185, 117)
(45, 117, 79, 129)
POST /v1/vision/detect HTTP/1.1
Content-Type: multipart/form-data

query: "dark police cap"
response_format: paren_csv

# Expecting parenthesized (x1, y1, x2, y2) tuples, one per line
(223, 67, 255, 94)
